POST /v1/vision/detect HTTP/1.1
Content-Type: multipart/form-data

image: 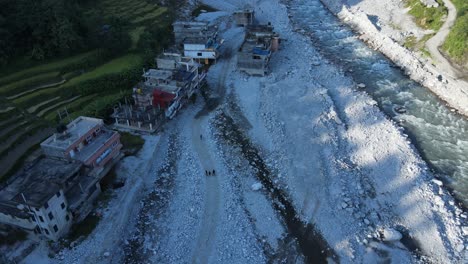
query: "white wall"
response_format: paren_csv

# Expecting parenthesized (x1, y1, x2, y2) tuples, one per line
(184, 50, 217, 59)
(33, 189, 72, 240)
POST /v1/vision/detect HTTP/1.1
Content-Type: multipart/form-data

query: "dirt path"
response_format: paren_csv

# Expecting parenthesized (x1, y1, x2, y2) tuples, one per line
(6, 79, 66, 100)
(190, 116, 221, 264)
(425, 0, 461, 78)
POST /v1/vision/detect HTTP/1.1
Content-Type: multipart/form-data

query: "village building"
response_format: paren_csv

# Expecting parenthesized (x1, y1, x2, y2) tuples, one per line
(113, 51, 206, 130)
(173, 21, 211, 45)
(0, 116, 122, 241)
(40, 116, 122, 177)
(233, 9, 255, 26)
(237, 24, 280, 76)
(173, 21, 223, 64)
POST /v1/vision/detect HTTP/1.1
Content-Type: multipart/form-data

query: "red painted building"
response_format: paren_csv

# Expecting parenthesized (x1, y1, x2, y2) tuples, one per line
(41, 116, 122, 174)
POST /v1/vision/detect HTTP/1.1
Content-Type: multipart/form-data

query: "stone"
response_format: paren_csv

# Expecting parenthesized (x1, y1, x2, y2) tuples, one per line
(251, 182, 263, 191)
(382, 228, 402, 242)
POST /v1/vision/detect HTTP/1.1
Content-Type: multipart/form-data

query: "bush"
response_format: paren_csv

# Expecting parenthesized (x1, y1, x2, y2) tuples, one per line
(405, 0, 447, 30)
(120, 132, 145, 155)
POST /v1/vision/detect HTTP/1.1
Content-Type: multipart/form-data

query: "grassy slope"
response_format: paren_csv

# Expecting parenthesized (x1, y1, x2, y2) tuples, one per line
(442, 0, 467, 66)
(405, 0, 448, 30)
(0, 0, 172, 181)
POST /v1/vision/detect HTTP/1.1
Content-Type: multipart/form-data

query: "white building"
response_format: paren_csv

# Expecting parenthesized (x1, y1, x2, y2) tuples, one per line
(0, 158, 81, 240)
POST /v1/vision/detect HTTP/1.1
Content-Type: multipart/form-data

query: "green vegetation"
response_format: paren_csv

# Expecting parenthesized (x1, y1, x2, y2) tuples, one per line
(67, 214, 101, 242)
(0, 71, 61, 96)
(120, 132, 145, 155)
(405, 0, 448, 30)
(442, 0, 468, 66)
(0, 0, 179, 181)
(404, 35, 418, 49)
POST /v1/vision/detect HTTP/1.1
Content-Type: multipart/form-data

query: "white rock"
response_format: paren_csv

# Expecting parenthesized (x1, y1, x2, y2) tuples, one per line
(251, 182, 263, 191)
(432, 179, 443, 186)
(357, 83, 366, 88)
(364, 218, 370, 225)
(382, 228, 402, 242)
(103, 252, 110, 257)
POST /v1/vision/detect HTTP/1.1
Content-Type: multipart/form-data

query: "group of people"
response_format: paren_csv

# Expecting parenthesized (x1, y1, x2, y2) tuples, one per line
(199, 134, 216, 176)
(205, 169, 216, 176)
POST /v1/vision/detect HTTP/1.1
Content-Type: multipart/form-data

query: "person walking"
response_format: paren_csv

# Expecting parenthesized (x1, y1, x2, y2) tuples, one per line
(205, 170, 208, 176)
(200, 134, 203, 140)
(208, 170, 211, 176)
(212, 169, 215, 175)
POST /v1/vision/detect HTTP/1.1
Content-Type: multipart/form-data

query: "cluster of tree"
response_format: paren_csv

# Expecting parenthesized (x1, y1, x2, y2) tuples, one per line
(0, 0, 131, 66)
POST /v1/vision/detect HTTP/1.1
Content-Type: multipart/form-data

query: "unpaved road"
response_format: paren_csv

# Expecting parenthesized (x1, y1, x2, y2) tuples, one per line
(191, 116, 221, 264)
(425, 0, 461, 78)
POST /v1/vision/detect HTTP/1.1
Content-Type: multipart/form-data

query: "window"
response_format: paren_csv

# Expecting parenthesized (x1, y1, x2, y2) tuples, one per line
(66, 215, 70, 221)
(61, 203, 65, 209)
(197, 52, 202, 57)
(44, 229, 49, 235)
(56, 191, 61, 197)
(39, 216, 44, 222)
(48, 212, 54, 220)
(44, 202, 49, 209)
(53, 225, 58, 233)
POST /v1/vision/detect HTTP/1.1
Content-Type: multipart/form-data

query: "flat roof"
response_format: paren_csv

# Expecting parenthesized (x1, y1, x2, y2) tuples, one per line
(73, 130, 117, 163)
(41, 116, 103, 151)
(143, 69, 173, 80)
(0, 157, 82, 208)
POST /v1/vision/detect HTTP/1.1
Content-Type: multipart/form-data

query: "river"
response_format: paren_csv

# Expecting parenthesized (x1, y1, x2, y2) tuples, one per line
(287, 0, 468, 206)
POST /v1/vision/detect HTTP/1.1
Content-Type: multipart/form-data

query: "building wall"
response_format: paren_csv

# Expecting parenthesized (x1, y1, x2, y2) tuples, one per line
(33, 190, 72, 240)
(184, 50, 217, 59)
(0, 211, 35, 230)
(85, 132, 122, 168)
(184, 43, 206, 51)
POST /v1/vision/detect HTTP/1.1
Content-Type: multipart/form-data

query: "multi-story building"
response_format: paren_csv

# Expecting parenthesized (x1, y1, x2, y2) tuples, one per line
(40, 116, 122, 177)
(0, 158, 82, 241)
(237, 24, 280, 76)
(0, 116, 123, 240)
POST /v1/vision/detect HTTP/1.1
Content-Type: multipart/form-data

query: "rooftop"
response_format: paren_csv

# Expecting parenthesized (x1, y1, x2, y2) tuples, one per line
(143, 69, 173, 80)
(0, 157, 82, 208)
(41, 116, 103, 151)
(73, 130, 118, 163)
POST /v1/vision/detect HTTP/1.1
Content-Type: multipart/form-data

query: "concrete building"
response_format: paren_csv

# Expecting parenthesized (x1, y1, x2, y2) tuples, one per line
(0, 116, 123, 240)
(0, 158, 82, 241)
(173, 21, 223, 64)
(113, 52, 206, 129)
(234, 9, 255, 26)
(40, 116, 122, 177)
(237, 24, 279, 76)
(183, 36, 223, 64)
(173, 21, 210, 44)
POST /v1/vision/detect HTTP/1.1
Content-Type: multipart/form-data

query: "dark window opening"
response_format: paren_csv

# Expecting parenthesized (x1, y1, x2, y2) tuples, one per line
(61, 203, 65, 209)
(48, 212, 54, 220)
(56, 192, 61, 197)
(197, 52, 202, 56)
(44, 229, 49, 235)
(39, 216, 44, 222)
(53, 225, 58, 232)
(43, 202, 49, 209)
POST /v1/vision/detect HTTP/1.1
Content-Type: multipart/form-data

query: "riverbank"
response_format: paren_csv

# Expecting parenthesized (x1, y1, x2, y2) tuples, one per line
(319, 0, 468, 117)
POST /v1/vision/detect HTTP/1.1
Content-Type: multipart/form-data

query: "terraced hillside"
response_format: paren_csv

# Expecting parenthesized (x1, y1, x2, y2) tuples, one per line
(0, 0, 177, 181)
